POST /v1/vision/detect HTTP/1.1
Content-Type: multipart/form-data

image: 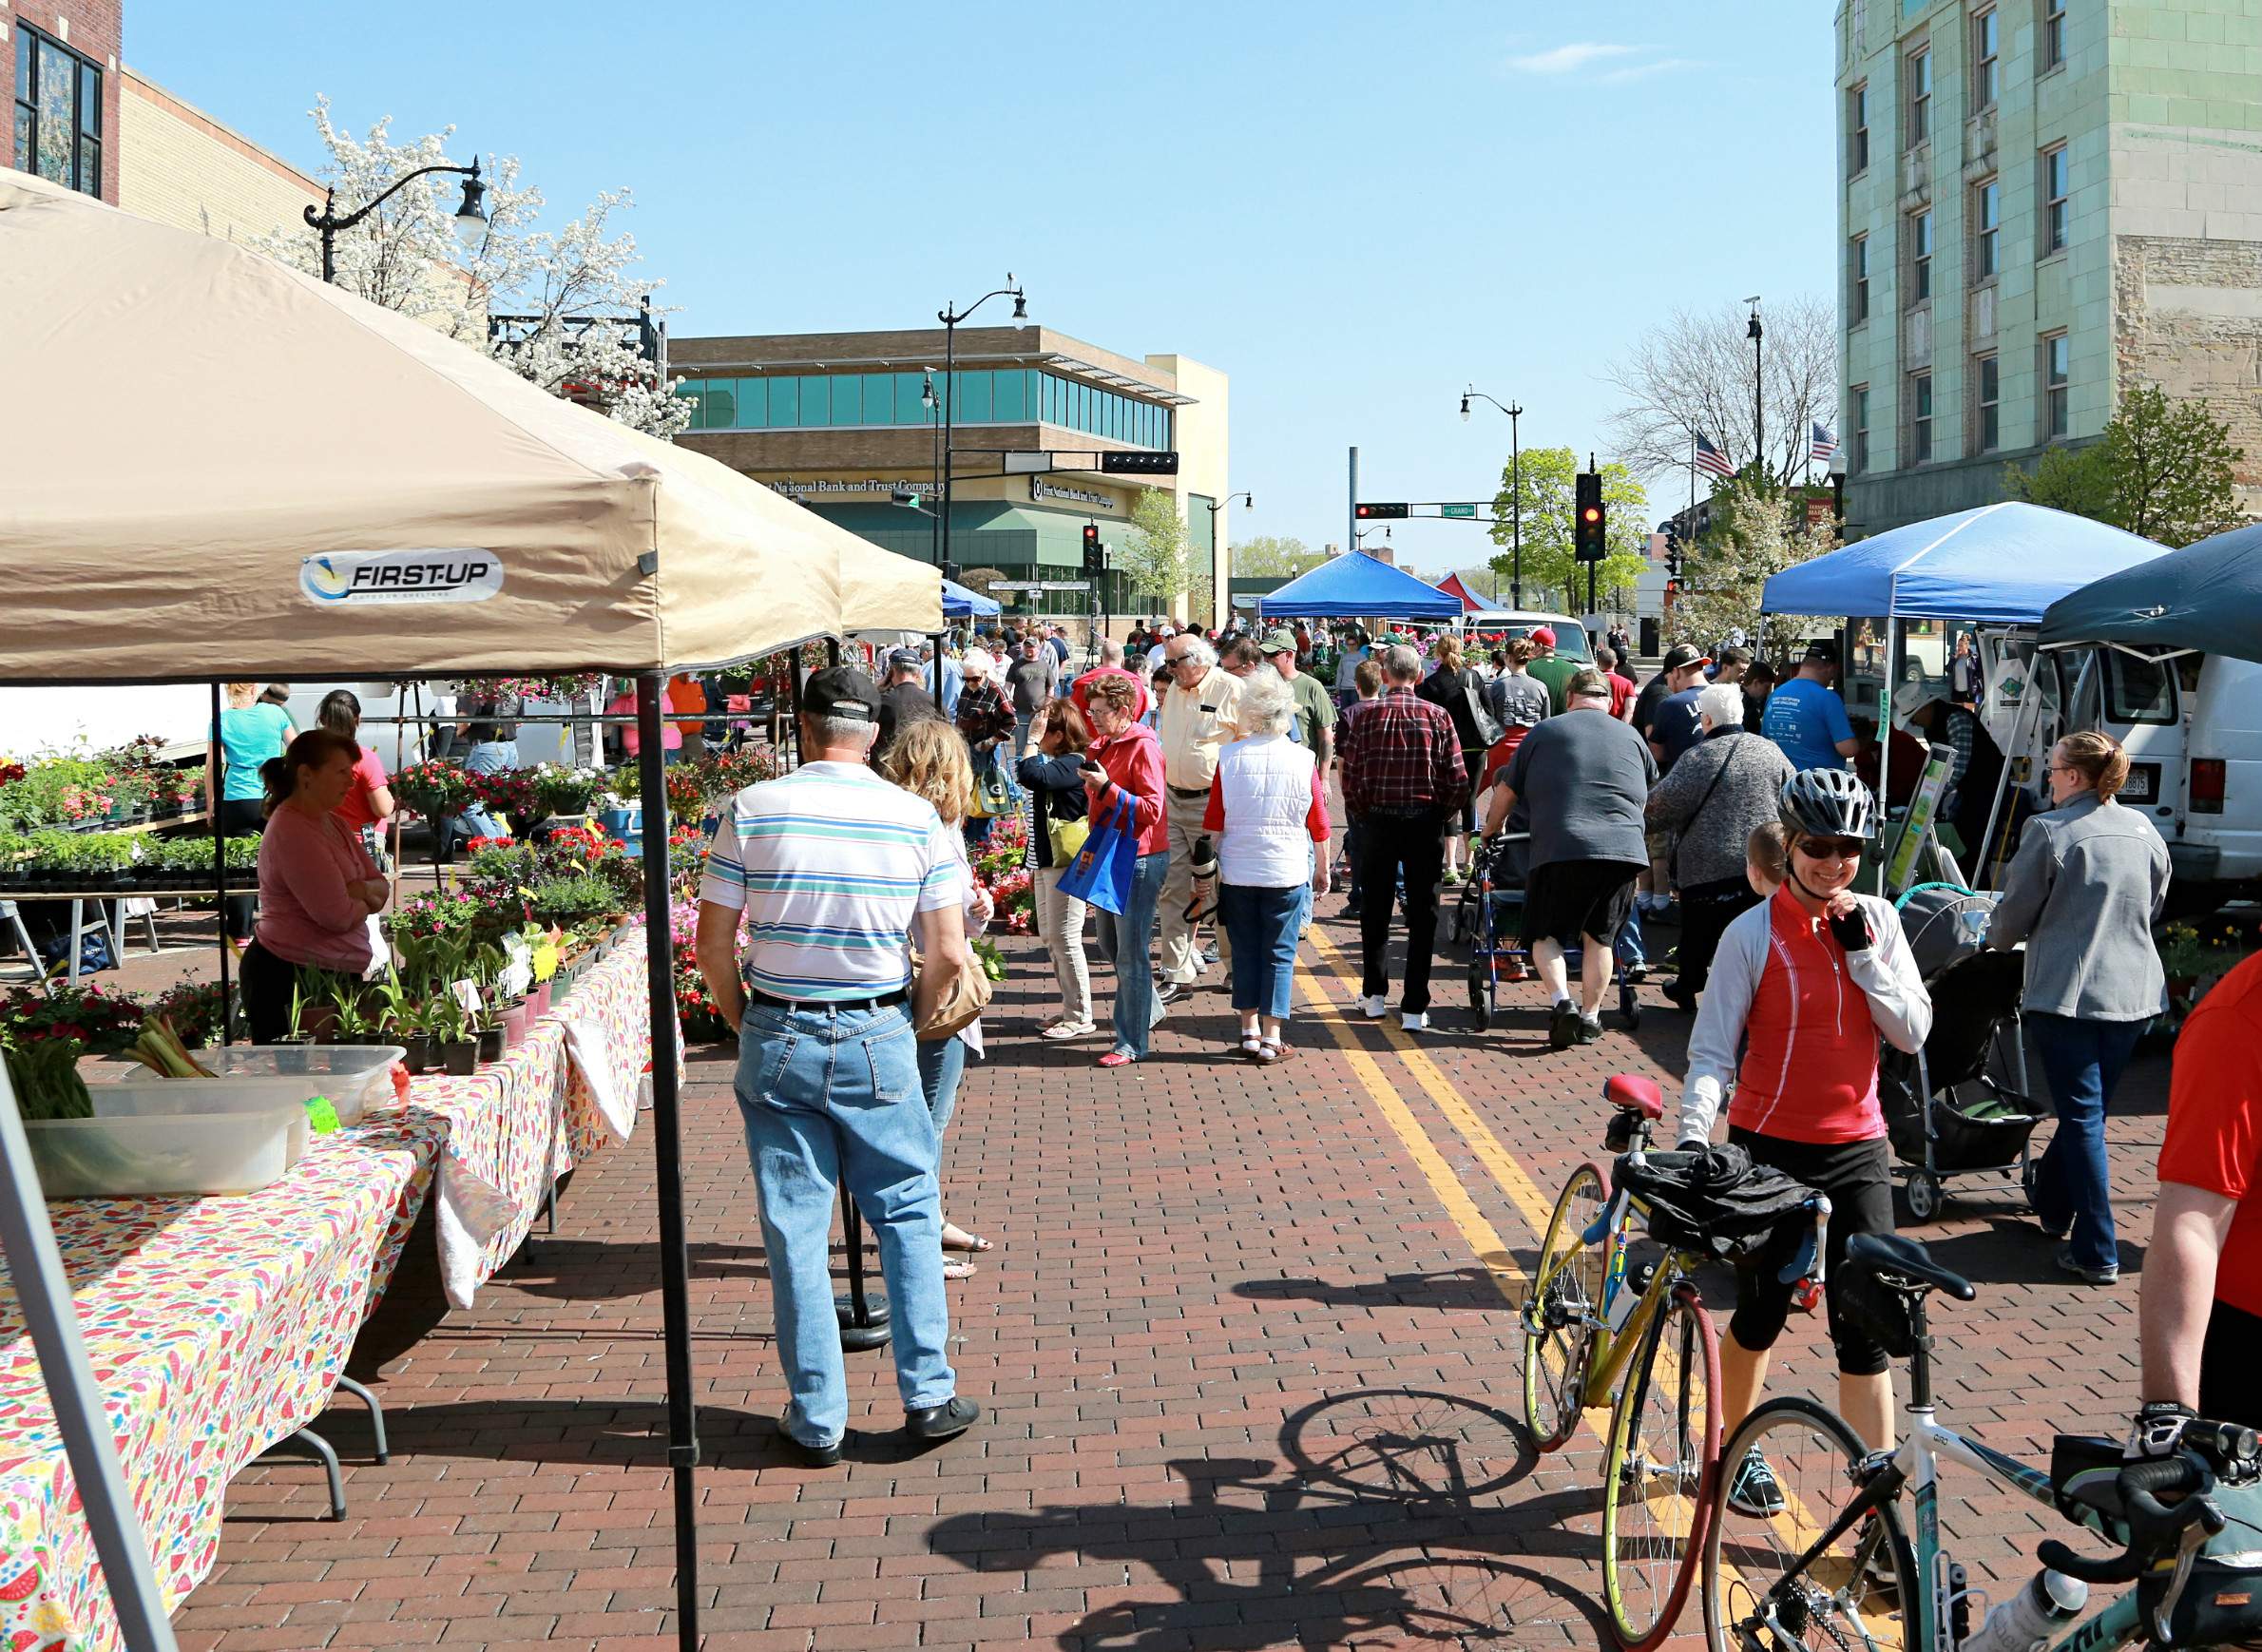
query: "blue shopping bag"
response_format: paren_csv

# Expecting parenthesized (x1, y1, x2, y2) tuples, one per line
(1056, 792, 1136, 916)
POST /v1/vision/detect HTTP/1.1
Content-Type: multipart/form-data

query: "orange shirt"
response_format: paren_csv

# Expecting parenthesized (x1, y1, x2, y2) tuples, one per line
(669, 675, 708, 742)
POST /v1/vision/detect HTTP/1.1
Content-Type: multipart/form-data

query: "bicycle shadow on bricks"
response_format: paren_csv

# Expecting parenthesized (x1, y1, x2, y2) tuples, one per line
(1232, 1268, 1510, 1315)
(926, 1387, 1618, 1649)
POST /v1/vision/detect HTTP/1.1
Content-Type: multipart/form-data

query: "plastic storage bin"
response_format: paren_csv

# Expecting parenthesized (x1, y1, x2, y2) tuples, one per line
(81, 1046, 403, 1124)
(24, 1104, 309, 1198)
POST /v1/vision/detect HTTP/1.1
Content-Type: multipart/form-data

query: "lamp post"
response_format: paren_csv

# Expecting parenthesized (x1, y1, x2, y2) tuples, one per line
(1461, 386, 1523, 607)
(1745, 297, 1764, 479)
(922, 372, 943, 573)
(936, 275, 1026, 596)
(304, 157, 488, 286)
(1203, 490, 1251, 629)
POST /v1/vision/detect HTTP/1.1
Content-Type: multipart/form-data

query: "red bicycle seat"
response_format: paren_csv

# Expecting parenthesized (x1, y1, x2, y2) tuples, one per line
(1604, 1074, 1664, 1120)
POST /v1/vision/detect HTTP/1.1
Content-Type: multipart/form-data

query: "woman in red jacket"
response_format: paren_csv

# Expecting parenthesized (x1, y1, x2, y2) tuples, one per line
(1082, 674, 1169, 1067)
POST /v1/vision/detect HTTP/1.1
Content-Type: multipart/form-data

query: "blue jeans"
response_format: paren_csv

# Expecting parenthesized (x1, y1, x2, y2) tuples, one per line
(449, 740, 519, 842)
(1091, 849, 1169, 1060)
(1220, 883, 1302, 1020)
(917, 1034, 968, 1140)
(2026, 1011, 2146, 1272)
(735, 1001, 956, 1448)
(1616, 895, 1646, 970)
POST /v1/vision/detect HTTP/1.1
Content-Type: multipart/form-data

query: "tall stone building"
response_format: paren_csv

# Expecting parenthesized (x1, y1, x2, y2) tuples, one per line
(1837, 0, 2262, 534)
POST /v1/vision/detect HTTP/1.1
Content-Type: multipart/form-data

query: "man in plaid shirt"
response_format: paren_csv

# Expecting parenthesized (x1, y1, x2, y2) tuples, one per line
(1338, 644, 1468, 1030)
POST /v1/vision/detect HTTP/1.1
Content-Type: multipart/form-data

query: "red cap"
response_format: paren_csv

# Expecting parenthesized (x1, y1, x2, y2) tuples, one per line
(1528, 625, 1557, 647)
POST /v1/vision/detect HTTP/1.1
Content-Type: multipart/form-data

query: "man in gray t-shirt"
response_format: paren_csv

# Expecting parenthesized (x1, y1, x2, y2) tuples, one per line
(1484, 668, 1658, 1048)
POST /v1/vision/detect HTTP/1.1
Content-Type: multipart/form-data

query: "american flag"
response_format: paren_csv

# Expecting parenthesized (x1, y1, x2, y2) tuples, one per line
(1695, 433, 1736, 478)
(1810, 421, 1840, 463)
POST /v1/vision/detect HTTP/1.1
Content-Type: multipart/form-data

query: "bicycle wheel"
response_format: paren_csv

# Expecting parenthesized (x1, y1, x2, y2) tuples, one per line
(1519, 1162, 1608, 1452)
(1601, 1282, 1720, 1650)
(1701, 1395, 1916, 1652)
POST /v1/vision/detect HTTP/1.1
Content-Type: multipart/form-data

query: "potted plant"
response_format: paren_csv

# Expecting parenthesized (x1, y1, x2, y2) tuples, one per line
(277, 977, 316, 1047)
(435, 999, 478, 1076)
(475, 999, 507, 1066)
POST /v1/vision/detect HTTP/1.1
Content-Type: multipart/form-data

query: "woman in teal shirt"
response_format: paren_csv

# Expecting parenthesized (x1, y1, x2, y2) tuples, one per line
(206, 681, 295, 938)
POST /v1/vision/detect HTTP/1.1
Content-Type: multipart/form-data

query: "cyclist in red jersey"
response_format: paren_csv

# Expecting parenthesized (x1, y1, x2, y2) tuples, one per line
(1673, 769, 1932, 1514)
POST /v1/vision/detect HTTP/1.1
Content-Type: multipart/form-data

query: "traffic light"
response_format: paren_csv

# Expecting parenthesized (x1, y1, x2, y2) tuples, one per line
(1574, 471, 1606, 563)
(1082, 523, 1103, 575)
(1354, 502, 1409, 520)
(1101, 451, 1179, 475)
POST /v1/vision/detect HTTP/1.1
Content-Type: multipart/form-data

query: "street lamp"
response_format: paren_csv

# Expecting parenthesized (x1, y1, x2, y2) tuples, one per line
(304, 156, 488, 286)
(921, 372, 943, 572)
(1201, 491, 1251, 631)
(936, 275, 1027, 587)
(1746, 297, 1764, 477)
(1462, 385, 1523, 608)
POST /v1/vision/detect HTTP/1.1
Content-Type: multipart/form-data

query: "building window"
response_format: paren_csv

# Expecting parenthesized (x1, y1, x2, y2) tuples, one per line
(1971, 8, 2000, 109)
(2041, 143, 2070, 253)
(1849, 82, 1869, 175)
(12, 26, 102, 198)
(1907, 46, 1931, 147)
(1909, 371, 1934, 463)
(670, 368, 1171, 449)
(1850, 234, 1871, 323)
(1908, 209, 1933, 303)
(1851, 385, 1871, 473)
(1974, 353, 2001, 451)
(1973, 177, 2000, 279)
(2041, 0, 2066, 70)
(2042, 331, 2069, 438)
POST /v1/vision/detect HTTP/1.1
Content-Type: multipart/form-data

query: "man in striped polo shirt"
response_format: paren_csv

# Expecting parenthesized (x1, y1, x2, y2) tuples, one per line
(693, 665, 981, 1466)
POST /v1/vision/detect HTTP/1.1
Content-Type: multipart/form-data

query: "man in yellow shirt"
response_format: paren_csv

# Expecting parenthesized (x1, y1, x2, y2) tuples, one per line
(1155, 633, 1246, 1000)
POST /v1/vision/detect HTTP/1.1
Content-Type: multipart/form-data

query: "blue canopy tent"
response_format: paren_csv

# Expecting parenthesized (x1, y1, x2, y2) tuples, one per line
(1256, 550, 1464, 620)
(1761, 501, 2165, 624)
(2040, 520, 2262, 665)
(942, 576, 1001, 619)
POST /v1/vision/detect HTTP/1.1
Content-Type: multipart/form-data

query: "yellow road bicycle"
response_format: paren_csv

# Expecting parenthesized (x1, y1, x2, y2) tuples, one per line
(1521, 1074, 1832, 1650)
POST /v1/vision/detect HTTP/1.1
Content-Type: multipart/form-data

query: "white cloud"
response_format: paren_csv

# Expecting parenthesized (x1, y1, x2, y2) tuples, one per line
(1507, 42, 1641, 74)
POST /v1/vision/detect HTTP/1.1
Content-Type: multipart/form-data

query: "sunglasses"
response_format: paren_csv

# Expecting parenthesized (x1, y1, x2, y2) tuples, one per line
(1793, 836, 1867, 862)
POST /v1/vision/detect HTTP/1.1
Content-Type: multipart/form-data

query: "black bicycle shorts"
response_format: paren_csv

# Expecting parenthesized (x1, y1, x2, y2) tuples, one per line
(1522, 858, 1639, 950)
(2202, 1297, 2262, 1431)
(1727, 1128, 1896, 1378)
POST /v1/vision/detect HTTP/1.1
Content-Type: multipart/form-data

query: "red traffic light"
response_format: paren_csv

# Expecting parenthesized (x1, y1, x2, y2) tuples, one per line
(1581, 507, 1601, 524)
(1355, 502, 1409, 520)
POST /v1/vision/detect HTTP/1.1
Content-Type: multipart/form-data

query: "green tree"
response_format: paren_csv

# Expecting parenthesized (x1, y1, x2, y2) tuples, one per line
(1487, 446, 1649, 613)
(1671, 475, 1837, 660)
(1117, 489, 1191, 613)
(2003, 381, 2245, 547)
(1230, 534, 1327, 581)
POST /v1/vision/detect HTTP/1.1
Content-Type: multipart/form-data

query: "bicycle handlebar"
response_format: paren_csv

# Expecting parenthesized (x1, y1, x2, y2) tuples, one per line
(2038, 1454, 2225, 1585)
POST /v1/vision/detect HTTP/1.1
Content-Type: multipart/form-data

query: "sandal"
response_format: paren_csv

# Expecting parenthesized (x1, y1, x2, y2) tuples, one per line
(941, 1257, 978, 1280)
(941, 1222, 992, 1255)
(1261, 1039, 1292, 1063)
(1040, 1019, 1094, 1041)
(1239, 1033, 1266, 1061)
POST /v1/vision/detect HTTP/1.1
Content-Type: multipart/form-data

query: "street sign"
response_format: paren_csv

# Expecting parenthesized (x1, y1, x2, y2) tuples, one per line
(1440, 503, 1479, 519)
(988, 580, 1045, 591)
(1003, 452, 1051, 475)
(1040, 580, 1091, 591)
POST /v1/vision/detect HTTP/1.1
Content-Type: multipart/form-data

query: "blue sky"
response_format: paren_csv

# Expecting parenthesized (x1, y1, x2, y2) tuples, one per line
(131, 1, 1835, 582)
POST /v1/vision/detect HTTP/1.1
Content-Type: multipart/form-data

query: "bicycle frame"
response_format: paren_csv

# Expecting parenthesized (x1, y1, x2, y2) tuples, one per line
(1573, 1185, 1688, 1409)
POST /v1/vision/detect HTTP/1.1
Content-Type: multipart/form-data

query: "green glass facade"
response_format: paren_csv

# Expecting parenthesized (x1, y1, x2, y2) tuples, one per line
(674, 367, 1173, 450)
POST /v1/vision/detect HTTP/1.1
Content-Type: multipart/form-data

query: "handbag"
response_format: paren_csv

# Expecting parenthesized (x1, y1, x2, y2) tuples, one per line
(911, 942, 992, 1042)
(968, 744, 1018, 820)
(1461, 672, 1505, 749)
(1057, 792, 1136, 916)
(1046, 813, 1091, 863)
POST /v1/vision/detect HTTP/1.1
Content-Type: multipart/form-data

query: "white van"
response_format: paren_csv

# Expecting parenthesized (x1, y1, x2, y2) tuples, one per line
(1453, 609, 1595, 663)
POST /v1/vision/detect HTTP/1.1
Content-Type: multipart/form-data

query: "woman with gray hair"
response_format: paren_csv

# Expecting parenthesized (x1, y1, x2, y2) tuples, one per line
(1645, 679, 1795, 1008)
(1200, 670, 1332, 1062)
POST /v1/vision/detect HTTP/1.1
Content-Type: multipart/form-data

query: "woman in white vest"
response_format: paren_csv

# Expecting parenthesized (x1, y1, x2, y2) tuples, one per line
(1199, 672, 1332, 1064)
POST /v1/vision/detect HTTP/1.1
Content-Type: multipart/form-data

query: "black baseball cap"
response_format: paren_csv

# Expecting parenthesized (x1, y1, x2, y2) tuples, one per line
(885, 647, 922, 674)
(1661, 644, 1711, 671)
(803, 665, 880, 721)
(1803, 639, 1840, 664)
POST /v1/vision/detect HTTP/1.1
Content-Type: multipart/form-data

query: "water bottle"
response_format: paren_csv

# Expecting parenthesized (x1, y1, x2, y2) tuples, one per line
(1962, 1568, 2087, 1652)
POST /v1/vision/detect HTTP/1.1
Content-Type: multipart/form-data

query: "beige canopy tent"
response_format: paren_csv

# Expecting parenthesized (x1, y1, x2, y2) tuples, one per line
(0, 168, 936, 1652)
(0, 170, 936, 682)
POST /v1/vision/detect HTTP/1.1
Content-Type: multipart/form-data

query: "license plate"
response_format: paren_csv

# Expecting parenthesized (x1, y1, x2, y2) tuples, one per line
(2122, 764, 2157, 802)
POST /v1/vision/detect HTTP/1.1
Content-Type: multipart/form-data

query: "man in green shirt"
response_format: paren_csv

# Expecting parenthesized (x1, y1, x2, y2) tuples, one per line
(1524, 625, 1580, 716)
(1261, 629, 1336, 768)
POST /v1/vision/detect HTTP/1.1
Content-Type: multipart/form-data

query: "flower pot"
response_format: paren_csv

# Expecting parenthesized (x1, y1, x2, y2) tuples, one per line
(441, 1040, 479, 1076)
(476, 1028, 506, 1065)
(528, 982, 552, 1019)
(402, 1033, 437, 1075)
(502, 1005, 528, 1049)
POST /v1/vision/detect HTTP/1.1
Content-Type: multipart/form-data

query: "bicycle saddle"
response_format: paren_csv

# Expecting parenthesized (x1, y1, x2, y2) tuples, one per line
(1605, 1074, 1664, 1120)
(1845, 1232, 1976, 1299)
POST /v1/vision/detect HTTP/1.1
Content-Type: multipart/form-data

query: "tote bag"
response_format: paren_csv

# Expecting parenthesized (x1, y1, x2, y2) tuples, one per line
(968, 744, 1019, 820)
(1056, 793, 1136, 916)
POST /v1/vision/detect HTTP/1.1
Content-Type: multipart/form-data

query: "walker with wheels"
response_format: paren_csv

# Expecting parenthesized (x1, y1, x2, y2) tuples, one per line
(1456, 832, 1639, 1034)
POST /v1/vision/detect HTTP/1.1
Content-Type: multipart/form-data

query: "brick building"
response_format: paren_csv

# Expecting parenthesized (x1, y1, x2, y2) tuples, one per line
(1837, 0, 2262, 535)
(6, 0, 121, 203)
(116, 67, 319, 244)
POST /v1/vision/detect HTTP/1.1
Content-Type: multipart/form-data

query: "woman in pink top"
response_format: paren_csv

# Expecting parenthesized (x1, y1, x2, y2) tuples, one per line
(243, 729, 390, 1044)
(317, 690, 395, 843)
(1080, 674, 1168, 1067)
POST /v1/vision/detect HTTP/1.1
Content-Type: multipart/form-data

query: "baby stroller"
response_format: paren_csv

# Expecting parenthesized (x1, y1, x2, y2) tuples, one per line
(1878, 883, 2044, 1220)
(1454, 831, 1639, 1034)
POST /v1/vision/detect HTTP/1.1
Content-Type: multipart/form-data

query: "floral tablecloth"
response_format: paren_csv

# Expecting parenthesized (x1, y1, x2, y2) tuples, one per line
(0, 929, 660, 1650)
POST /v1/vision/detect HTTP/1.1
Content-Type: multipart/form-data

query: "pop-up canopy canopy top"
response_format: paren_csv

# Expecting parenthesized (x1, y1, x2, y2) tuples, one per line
(1257, 550, 1465, 620)
(2040, 520, 2262, 665)
(1762, 501, 2165, 625)
(943, 576, 1002, 619)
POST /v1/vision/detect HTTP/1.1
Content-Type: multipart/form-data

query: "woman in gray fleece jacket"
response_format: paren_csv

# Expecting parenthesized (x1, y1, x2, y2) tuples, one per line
(1986, 729, 2170, 1285)
(1646, 682, 1796, 1008)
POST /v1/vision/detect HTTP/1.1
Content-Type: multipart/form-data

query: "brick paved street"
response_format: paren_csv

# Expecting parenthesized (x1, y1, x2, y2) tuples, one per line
(182, 898, 2173, 1651)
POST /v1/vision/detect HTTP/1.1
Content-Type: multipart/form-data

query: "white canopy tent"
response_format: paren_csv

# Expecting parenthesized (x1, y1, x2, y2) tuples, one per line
(0, 169, 936, 1650)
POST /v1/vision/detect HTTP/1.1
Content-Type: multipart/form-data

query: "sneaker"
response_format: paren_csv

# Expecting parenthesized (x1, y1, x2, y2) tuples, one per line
(1097, 1049, 1137, 1068)
(1726, 1449, 1786, 1517)
(1400, 1010, 1428, 1032)
(1548, 1000, 1581, 1050)
(1575, 1012, 1604, 1046)
(1441, 867, 1464, 887)
(1362, 995, 1390, 1019)
(2055, 1242, 2119, 1286)
(1200, 945, 1221, 967)
(1156, 981, 1189, 1007)
(1620, 961, 1650, 984)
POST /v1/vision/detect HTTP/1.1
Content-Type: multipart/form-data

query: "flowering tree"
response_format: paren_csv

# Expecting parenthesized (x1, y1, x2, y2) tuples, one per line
(1670, 475, 1838, 661)
(256, 99, 688, 439)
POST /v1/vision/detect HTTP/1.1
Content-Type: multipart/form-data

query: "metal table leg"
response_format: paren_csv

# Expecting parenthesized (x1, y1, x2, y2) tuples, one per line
(261, 1427, 347, 1520)
(333, 1374, 389, 1465)
(835, 1188, 891, 1351)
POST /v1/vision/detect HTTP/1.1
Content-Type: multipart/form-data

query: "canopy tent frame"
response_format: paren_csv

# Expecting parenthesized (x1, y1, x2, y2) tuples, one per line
(1256, 550, 1465, 622)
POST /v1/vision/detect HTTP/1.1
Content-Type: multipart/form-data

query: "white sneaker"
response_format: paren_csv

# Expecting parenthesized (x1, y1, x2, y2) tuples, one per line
(1361, 995, 1390, 1019)
(1401, 1010, 1428, 1032)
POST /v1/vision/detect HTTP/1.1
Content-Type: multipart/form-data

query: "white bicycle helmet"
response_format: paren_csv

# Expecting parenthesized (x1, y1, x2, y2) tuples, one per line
(1779, 768, 1877, 840)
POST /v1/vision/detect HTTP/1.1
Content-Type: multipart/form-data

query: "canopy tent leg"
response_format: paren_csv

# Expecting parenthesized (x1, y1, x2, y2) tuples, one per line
(212, 681, 232, 1046)
(635, 674, 701, 1652)
(0, 1066, 182, 1652)
(930, 632, 945, 703)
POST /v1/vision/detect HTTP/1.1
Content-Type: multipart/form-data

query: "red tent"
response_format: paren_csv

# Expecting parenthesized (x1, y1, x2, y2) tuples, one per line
(1434, 572, 1486, 612)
